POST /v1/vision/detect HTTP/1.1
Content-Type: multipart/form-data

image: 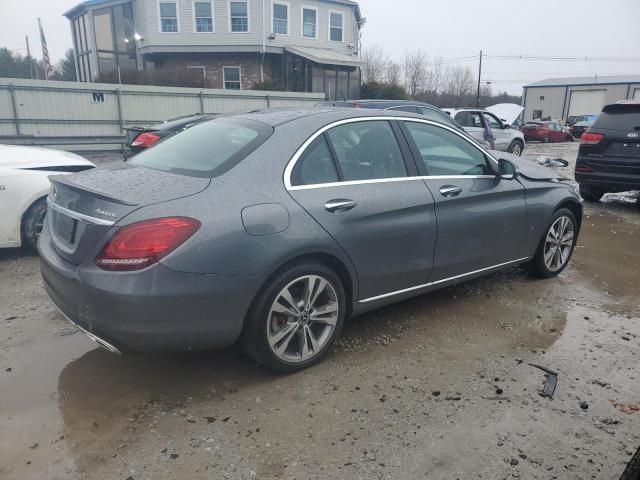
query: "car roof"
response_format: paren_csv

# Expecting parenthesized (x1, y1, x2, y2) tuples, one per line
(215, 107, 438, 128)
(319, 99, 439, 108)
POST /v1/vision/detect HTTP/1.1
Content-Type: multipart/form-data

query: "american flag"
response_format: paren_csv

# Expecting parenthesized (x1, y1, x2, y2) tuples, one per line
(38, 18, 53, 80)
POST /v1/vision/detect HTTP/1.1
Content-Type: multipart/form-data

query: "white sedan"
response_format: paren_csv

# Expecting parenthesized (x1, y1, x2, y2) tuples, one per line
(0, 145, 95, 249)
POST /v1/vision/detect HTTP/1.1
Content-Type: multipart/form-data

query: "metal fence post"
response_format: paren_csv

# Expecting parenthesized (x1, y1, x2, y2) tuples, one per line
(115, 88, 125, 155)
(266, 94, 271, 108)
(8, 84, 21, 135)
(199, 91, 205, 113)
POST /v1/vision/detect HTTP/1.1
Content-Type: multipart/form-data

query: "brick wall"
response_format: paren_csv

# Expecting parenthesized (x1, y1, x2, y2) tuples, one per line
(150, 53, 275, 90)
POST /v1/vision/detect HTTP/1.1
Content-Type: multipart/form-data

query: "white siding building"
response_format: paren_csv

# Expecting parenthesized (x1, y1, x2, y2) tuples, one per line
(522, 75, 640, 122)
(64, 0, 364, 99)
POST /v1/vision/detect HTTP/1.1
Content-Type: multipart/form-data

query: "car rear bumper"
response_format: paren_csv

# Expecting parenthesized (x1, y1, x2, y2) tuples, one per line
(575, 169, 640, 192)
(38, 226, 265, 354)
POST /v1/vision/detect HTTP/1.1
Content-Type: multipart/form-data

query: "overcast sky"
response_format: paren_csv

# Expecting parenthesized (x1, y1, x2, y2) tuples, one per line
(1, 0, 639, 94)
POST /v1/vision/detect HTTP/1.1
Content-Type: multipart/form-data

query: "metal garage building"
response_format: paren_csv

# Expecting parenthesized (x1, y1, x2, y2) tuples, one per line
(522, 75, 640, 122)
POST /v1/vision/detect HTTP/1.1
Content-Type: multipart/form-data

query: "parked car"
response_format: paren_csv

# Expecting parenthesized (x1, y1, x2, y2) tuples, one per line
(40, 109, 581, 372)
(575, 101, 640, 202)
(570, 119, 596, 139)
(0, 144, 94, 249)
(125, 113, 215, 158)
(567, 114, 598, 127)
(442, 108, 526, 155)
(522, 120, 574, 143)
(485, 103, 525, 130)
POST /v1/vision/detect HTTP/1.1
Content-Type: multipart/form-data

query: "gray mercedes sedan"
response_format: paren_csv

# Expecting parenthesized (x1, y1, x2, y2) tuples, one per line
(39, 109, 582, 372)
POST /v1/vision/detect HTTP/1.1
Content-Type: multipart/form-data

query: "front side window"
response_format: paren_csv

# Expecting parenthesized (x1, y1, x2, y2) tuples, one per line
(159, 2, 178, 32)
(455, 111, 484, 128)
(326, 121, 407, 181)
(302, 8, 317, 38)
(404, 121, 492, 176)
(273, 3, 288, 34)
(329, 12, 343, 42)
(223, 66, 241, 89)
(291, 136, 339, 186)
(483, 113, 502, 129)
(195, 1, 213, 32)
(129, 118, 272, 178)
(230, 1, 248, 32)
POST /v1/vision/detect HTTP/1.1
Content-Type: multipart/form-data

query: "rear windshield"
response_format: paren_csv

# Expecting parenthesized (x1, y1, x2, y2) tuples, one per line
(592, 105, 640, 130)
(129, 118, 273, 178)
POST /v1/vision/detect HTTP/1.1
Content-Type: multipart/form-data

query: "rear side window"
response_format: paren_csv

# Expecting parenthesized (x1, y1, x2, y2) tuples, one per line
(326, 121, 407, 181)
(593, 105, 640, 130)
(403, 121, 492, 176)
(128, 118, 272, 178)
(418, 107, 459, 128)
(291, 136, 339, 186)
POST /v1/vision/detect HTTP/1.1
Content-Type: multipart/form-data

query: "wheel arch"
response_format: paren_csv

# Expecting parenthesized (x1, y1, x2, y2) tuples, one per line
(555, 198, 583, 232)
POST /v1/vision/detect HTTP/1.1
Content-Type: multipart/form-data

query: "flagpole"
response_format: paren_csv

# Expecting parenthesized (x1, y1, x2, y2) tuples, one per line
(25, 36, 34, 79)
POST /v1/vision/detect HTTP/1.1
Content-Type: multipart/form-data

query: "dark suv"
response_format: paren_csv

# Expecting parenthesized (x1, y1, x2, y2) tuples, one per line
(575, 101, 640, 202)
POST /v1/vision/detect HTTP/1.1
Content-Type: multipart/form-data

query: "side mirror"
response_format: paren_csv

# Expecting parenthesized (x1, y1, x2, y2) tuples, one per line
(498, 158, 519, 180)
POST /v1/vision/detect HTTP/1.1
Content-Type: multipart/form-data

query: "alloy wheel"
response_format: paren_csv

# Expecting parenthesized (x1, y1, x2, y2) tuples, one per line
(511, 142, 522, 156)
(267, 275, 339, 363)
(34, 210, 47, 237)
(543, 216, 574, 272)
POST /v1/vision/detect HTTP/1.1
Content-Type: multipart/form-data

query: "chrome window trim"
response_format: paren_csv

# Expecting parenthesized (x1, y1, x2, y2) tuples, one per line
(47, 198, 116, 226)
(284, 116, 499, 191)
(358, 257, 531, 304)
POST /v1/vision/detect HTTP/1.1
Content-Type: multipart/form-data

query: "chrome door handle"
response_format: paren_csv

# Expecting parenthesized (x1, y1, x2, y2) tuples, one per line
(439, 186, 462, 197)
(324, 199, 357, 213)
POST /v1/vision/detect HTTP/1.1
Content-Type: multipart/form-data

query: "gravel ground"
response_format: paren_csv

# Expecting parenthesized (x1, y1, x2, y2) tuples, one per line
(1, 142, 639, 480)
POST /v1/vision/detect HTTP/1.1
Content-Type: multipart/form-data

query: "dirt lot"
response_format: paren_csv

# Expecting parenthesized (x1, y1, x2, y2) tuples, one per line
(1, 142, 639, 480)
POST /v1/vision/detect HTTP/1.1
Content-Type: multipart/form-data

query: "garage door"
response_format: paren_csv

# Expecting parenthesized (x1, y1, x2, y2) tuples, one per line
(634, 88, 640, 100)
(568, 90, 607, 116)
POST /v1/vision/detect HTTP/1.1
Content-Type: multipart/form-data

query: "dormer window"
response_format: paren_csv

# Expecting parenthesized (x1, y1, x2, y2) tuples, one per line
(230, 0, 249, 32)
(302, 7, 317, 39)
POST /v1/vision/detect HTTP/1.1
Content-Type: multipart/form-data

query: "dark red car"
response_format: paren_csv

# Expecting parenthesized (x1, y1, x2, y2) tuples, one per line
(522, 120, 574, 143)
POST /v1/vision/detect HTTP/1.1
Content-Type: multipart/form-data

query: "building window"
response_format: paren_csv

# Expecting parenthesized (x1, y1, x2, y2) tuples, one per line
(230, 1, 249, 32)
(223, 66, 241, 89)
(302, 7, 317, 39)
(533, 110, 543, 119)
(273, 2, 288, 35)
(160, 2, 178, 32)
(194, 1, 213, 32)
(329, 11, 343, 42)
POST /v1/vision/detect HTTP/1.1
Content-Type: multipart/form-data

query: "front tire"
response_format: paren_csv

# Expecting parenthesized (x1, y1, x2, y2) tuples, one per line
(241, 261, 346, 373)
(508, 140, 524, 156)
(528, 208, 577, 278)
(579, 184, 604, 202)
(21, 198, 47, 250)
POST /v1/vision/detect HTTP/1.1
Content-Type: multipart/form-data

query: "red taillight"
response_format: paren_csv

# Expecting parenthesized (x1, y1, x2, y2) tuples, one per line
(95, 217, 201, 271)
(131, 132, 161, 149)
(575, 165, 594, 173)
(580, 132, 604, 145)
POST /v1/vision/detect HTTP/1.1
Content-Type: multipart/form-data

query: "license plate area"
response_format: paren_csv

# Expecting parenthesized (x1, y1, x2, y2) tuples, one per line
(55, 212, 78, 245)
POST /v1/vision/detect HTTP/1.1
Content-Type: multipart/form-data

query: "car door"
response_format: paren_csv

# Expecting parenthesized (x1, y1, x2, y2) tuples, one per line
(400, 119, 528, 281)
(483, 112, 510, 150)
(287, 119, 437, 300)
(454, 110, 486, 145)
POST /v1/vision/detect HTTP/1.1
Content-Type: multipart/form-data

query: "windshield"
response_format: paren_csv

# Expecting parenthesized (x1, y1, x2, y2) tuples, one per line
(129, 118, 273, 178)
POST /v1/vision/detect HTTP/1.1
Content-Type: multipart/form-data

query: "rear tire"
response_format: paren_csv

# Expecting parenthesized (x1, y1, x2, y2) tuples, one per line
(528, 208, 577, 278)
(508, 140, 524, 156)
(21, 198, 47, 250)
(241, 261, 346, 373)
(543, 135, 550, 143)
(579, 184, 604, 202)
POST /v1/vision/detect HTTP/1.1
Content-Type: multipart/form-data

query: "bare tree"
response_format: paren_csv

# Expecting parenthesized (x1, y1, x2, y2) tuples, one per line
(443, 65, 475, 107)
(361, 44, 388, 84)
(385, 60, 402, 86)
(420, 56, 445, 103)
(403, 49, 428, 98)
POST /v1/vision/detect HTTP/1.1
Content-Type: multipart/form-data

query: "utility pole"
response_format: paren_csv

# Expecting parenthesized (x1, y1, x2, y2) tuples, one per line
(25, 36, 34, 79)
(476, 50, 483, 108)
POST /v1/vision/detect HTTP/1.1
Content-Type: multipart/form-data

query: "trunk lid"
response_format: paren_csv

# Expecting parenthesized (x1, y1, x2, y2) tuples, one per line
(47, 163, 210, 265)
